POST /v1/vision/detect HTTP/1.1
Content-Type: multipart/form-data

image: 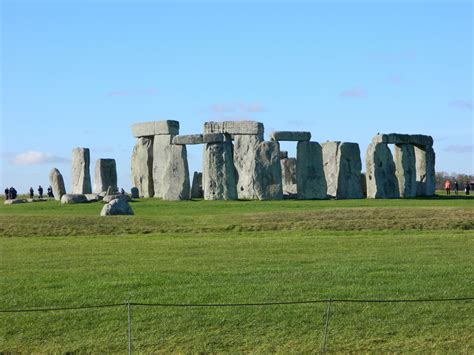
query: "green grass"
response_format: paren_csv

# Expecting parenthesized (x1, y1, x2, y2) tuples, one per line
(1, 196, 473, 352)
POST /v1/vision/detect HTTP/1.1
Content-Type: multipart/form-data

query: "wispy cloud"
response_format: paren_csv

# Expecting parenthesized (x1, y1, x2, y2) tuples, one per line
(108, 88, 159, 97)
(210, 102, 265, 113)
(340, 88, 367, 98)
(12, 151, 69, 165)
(444, 145, 473, 154)
(449, 100, 472, 111)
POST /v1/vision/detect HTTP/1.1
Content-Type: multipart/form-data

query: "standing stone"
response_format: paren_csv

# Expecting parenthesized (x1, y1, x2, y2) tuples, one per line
(322, 142, 340, 198)
(296, 141, 327, 199)
(162, 145, 190, 200)
(281, 158, 297, 197)
(394, 144, 417, 198)
(366, 143, 400, 198)
(131, 137, 154, 198)
(93, 159, 117, 193)
(49, 168, 66, 201)
(203, 142, 237, 200)
(233, 134, 263, 199)
(131, 187, 139, 198)
(71, 148, 92, 194)
(190, 172, 203, 199)
(415, 145, 436, 196)
(254, 141, 283, 200)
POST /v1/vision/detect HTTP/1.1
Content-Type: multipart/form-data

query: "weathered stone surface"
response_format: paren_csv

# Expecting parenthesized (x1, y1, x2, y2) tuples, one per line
(254, 141, 283, 200)
(296, 141, 327, 199)
(131, 120, 179, 137)
(203, 133, 225, 143)
(281, 158, 297, 197)
(372, 133, 433, 147)
(394, 144, 417, 198)
(269, 131, 311, 142)
(49, 168, 66, 201)
(100, 198, 134, 216)
(415, 145, 436, 196)
(279, 151, 288, 159)
(4, 199, 26, 205)
(61, 194, 88, 204)
(366, 143, 400, 198)
(204, 121, 264, 135)
(190, 172, 203, 199)
(84, 193, 102, 202)
(71, 148, 92, 194)
(233, 134, 263, 199)
(322, 142, 364, 199)
(93, 159, 117, 193)
(131, 137, 154, 198)
(203, 142, 237, 200)
(102, 194, 131, 203)
(131, 187, 139, 198)
(172, 134, 203, 145)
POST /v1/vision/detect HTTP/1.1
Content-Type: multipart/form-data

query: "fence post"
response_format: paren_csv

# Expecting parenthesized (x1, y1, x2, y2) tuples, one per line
(321, 298, 332, 354)
(126, 300, 132, 355)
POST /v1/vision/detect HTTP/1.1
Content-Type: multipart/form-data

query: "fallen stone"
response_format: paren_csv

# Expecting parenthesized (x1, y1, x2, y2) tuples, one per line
(281, 158, 297, 196)
(93, 159, 117, 193)
(415, 145, 436, 196)
(131, 137, 154, 198)
(131, 120, 179, 137)
(372, 133, 433, 147)
(394, 144, 417, 198)
(269, 131, 311, 142)
(233, 134, 263, 199)
(71, 148, 92, 194)
(254, 141, 283, 200)
(190, 172, 203, 199)
(296, 141, 327, 199)
(4, 199, 26, 205)
(61, 194, 88, 204)
(204, 121, 264, 135)
(49, 168, 66, 201)
(102, 194, 131, 203)
(131, 187, 139, 198)
(84, 193, 102, 202)
(203, 142, 237, 200)
(100, 198, 134, 216)
(365, 143, 400, 198)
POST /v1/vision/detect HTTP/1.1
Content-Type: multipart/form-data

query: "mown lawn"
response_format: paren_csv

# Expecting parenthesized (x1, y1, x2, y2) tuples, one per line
(1, 196, 473, 352)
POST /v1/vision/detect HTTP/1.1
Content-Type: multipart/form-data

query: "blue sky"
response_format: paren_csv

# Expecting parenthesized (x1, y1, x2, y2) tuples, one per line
(1, 0, 472, 192)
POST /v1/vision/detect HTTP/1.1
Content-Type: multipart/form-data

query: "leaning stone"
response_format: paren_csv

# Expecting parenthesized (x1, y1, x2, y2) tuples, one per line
(281, 158, 297, 197)
(131, 137, 154, 198)
(4, 199, 26, 205)
(233, 134, 263, 199)
(130, 187, 139, 198)
(190, 172, 204, 199)
(172, 134, 203, 145)
(71, 148, 92, 194)
(254, 141, 283, 200)
(394, 144, 417, 198)
(365, 143, 400, 198)
(269, 131, 311, 142)
(84, 193, 102, 202)
(372, 133, 433, 147)
(61, 194, 88, 204)
(296, 141, 327, 199)
(131, 120, 179, 137)
(415, 145, 436, 196)
(203, 142, 237, 200)
(102, 194, 131, 203)
(93, 159, 117, 193)
(204, 121, 264, 135)
(49, 168, 66, 201)
(100, 198, 134, 216)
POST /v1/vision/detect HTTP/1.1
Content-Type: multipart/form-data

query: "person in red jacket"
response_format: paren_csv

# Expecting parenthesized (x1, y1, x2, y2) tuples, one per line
(444, 180, 451, 195)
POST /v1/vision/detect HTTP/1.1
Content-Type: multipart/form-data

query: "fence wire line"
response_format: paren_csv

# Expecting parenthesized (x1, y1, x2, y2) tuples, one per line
(1, 297, 473, 313)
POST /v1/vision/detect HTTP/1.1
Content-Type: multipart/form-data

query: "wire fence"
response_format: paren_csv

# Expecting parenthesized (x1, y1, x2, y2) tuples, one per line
(2, 296, 473, 353)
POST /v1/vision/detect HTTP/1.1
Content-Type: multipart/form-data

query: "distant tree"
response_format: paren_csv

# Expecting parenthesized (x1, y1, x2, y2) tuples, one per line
(435, 171, 474, 189)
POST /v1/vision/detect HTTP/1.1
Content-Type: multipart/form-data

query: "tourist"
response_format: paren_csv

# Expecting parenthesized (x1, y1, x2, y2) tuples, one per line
(4, 187, 9, 200)
(453, 181, 458, 195)
(444, 179, 451, 195)
(465, 182, 471, 195)
(47, 186, 54, 198)
(29, 187, 34, 198)
(38, 185, 43, 198)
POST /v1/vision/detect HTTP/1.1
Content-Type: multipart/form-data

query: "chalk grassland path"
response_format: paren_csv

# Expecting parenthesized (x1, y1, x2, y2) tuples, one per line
(0, 197, 473, 352)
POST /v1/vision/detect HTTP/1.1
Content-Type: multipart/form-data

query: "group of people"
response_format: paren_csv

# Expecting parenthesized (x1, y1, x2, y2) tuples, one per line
(444, 180, 471, 195)
(5, 185, 54, 200)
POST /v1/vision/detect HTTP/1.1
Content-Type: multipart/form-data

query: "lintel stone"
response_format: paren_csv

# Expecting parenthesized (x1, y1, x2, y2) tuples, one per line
(131, 120, 180, 137)
(204, 121, 264, 135)
(269, 131, 311, 142)
(372, 133, 433, 147)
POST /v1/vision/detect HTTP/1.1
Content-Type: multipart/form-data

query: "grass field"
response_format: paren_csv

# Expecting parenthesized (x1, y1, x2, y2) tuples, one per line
(1, 195, 473, 352)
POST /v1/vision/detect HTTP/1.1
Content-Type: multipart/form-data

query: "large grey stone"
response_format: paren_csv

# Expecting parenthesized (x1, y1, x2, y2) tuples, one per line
(131, 137, 154, 198)
(203, 142, 237, 200)
(254, 141, 283, 200)
(131, 120, 179, 138)
(131, 187, 139, 198)
(322, 142, 364, 199)
(102, 194, 131, 203)
(190, 172, 203, 199)
(233, 134, 263, 199)
(204, 121, 264, 135)
(269, 131, 311, 142)
(372, 133, 433, 147)
(296, 141, 327, 199)
(61, 194, 88, 204)
(93, 159, 117, 193)
(71, 148, 92, 194)
(84, 193, 102, 202)
(366, 143, 400, 198)
(100, 198, 134, 216)
(415, 145, 436, 196)
(172, 134, 203, 145)
(49, 168, 66, 201)
(394, 144, 417, 198)
(281, 158, 297, 197)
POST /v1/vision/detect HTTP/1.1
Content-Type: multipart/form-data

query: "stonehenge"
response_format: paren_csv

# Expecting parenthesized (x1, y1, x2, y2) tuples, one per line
(127, 120, 435, 201)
